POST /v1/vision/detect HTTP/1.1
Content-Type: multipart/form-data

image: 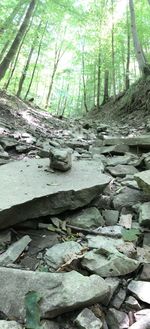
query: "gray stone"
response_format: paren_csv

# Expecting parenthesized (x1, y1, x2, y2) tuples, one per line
(45, 241, 82, 271)
(82, 249, 139, 277)
(103, 135, 150, 148)
(75, 308, 103, 329)
(140, 264, 150, 281)
(0, 235, 31, 266)
(111, 288, 126, 309)
(143, 233, 150, 246)
(0, 321, 23, 329)
(94, 145, 130, 155)
(102, 210, 119, 226)
(0, 158, 111, 229)
(107, 165, 138, 177)
(49, 148, 72, 172)
(86, 235, 124, 251)
(106, 154, 139, 167)
(41, 320, 60, 329)
(105, 278, 120, 303)
(0, 136, 18, 150)
(144, 155, 150, 170)
(128, 281, 150, 304)
(106, 308, 129, 329)
(138, 202, 150, 227)
(119, 213, 132, 229)
(124, 296, 141, 311)
(97, 124, 108, 132)
(0, 267, 110, 320)
(134, 170, 150, 194)
(113, 187, 148, 211)
(94, 225, 122, 238)
(68, 207, 104, 229)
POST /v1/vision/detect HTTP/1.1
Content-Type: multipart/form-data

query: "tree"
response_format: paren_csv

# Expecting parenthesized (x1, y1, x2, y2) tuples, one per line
(129, 0, 150, 75)
(0, 0, 36, 81)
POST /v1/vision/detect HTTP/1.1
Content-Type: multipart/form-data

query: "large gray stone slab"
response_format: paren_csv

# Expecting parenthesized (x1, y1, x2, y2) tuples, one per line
(0, 267, 110, 320)
(0, 158, 111, 229)
(103, 135, 150, 148)
(138, 202, 150, 227)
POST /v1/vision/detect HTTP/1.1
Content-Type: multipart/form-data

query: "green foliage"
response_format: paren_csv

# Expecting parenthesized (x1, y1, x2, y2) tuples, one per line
(0, 0, 150, 116)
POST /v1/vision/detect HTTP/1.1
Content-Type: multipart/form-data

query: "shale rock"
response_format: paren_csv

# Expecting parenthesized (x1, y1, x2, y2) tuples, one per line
(45, 241, 82, 271)
(75, 308, 103, 329)
(138, 202, 150, 227)
(0, 321, 23, 329)
(106, 308, 129, 329)
(67, 207, 104, 229)
(134, 170, 150, 194)
(49, 148, 72, 172)
(0, 267, 110, 320)
(0, 158, 111, 229)
(128, 281, 150, 304)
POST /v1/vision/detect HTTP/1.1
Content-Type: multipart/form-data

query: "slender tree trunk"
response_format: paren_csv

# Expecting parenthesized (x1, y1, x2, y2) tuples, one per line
(147, 0, 150, 5)
(0, 0, 36, 81)
(102, 69, 109, 104)
(93, 63, 96, 105)
(16, 45, 34, 97)
(24, 22, 47, 99)
(129, 0, 150, 75)
(82, 48, 88, 113)
(45, 40, 65, 109)
(126, 9, 131, 90)
(0, 0, 28, 35)
(97, 45, 101, 109)
(111, 0, 116, 97)
(61, 83, 69, 116)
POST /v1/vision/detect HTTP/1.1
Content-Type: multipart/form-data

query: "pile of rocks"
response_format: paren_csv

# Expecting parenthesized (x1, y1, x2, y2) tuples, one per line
(0, 95, 150, 329)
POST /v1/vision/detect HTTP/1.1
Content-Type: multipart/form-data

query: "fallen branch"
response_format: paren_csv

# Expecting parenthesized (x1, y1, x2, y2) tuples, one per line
(66, 224, 121, 238)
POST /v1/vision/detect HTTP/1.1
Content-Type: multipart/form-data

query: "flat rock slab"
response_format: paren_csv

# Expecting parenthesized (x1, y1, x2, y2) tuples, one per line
(107, 165, 138, 177)
(0, 158, 111, 229)
(128, 280, 150, 304)
(0, 267, 110, 320)
(103, 135, 150, 148)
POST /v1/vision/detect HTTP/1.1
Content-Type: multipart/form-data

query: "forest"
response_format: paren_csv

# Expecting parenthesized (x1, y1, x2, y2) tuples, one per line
(0, 0, 150, 117)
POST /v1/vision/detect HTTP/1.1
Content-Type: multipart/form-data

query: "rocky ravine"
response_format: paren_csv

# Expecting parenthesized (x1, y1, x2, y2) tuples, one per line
(0, 91, 150, 329)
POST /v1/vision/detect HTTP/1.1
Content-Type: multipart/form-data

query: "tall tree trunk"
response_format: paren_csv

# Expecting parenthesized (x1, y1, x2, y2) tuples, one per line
(126, 8, 131, 90)
(17, 20, 42, 97)
(16, 45, 34, 97)
(0, 0, 36, 81)
(111, 0, 116, 97)
(97, 45, 101, 109)
(45, 39, 65, 109)
(61, 83, 69, 116)
(5, 25, 31, 90)
(148, 0, 150, 5)
(102, 69, 109, 104)
(24, 22, 47, 99)
(0, 0, 28, 35)
(82, 48, 88, 113)
(129, 0, 150, 75)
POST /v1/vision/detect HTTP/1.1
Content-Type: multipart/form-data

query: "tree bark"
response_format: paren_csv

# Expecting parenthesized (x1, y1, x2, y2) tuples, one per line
(5, 25, 31, 90)
(97, 45, 101, 109)
(102, 69, 109, 104)
(0, 0, 36, 81)
(111, 0, 116, 97)
(129, 0, 150, 75)
(24, 22, 47, 99)
(82, 47, 88, 113)
(126, 8, 131, 90)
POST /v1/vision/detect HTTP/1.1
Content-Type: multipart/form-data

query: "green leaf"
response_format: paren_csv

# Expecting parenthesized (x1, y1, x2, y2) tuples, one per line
(25, 291, 43, 329)
(122, 228, 140, 242)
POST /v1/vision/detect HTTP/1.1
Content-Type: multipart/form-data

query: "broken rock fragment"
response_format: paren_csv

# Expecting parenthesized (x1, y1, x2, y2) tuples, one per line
(67, 207, 105, 229)
(128, 280, 150, 304)
(0, 267, 110, 320)
(49, 147, 72, 171)
(75, 308, 103, 329)
(0, 321, 23, 329)
(0, 235, 31, 266)
(45, 241, 82, 271)
(134, 170, 150, 194)
(106, 308, 129, 329)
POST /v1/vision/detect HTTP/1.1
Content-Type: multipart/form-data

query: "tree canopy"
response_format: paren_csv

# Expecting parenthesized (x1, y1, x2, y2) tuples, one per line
(0, 0, 150, 116)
